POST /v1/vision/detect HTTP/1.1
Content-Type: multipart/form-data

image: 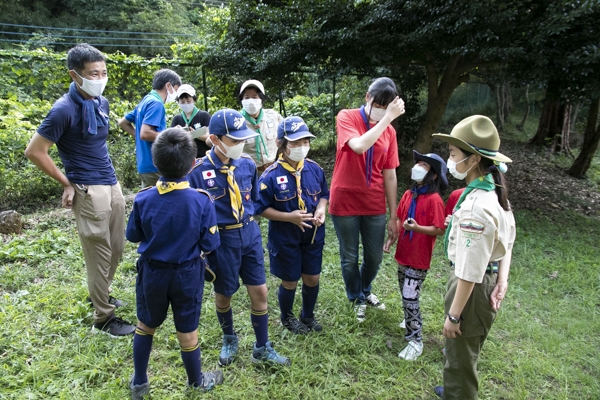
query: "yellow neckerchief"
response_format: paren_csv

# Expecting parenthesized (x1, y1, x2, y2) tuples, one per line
(278, 154, 306, 211)
(207, 152, 244, 222)
(156, 180, 190, 195)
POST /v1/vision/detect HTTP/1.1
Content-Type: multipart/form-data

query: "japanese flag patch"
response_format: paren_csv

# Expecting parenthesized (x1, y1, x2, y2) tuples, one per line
(202, 170, 216, 180)
(276, 176, 288, 184)
(459, 220, 484, 239)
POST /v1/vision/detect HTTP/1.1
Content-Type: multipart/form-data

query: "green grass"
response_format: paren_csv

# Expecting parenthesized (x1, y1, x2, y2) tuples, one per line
(1, 206, 599, 399)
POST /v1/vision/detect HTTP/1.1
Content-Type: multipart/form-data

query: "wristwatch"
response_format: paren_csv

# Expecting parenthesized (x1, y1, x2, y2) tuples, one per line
(447, 314, 460, 324)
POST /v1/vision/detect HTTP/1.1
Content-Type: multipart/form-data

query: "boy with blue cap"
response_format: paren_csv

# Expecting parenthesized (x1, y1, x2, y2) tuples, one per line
(188, 109, 291, 367)
(126, 128, 223, 399)
(384, 150, 448, 361)
(255, 116, 330, 334)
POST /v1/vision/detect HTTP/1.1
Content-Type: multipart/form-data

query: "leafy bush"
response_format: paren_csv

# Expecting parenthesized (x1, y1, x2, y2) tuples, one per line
(283, 93, 337, 154)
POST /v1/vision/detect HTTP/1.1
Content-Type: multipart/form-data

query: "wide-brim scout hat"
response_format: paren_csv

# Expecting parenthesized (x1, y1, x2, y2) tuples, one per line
(432, 115, 512, 163)
(277, 116, 316, 141)
(209, 108, 259, 141)
(413, 150, 448, 191)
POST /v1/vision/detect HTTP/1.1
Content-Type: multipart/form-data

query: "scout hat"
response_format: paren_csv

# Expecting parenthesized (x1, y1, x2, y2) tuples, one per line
(176, 84, 196, 99)
(277, 116, 316, 141)
(208, 108, 259, 141)
(238, 79, 265, 100)
(432, 115, 512, 163)
(413, 150, 448, 191)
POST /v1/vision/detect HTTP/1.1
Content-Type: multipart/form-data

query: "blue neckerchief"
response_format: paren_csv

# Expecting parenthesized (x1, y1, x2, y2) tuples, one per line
(359, 105, 375, 187)
(405, 184, 430, 240)
(68, 82, 108, 139)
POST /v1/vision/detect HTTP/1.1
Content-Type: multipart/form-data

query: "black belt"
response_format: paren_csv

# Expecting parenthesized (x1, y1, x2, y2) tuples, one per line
(143, 257, 197, 270)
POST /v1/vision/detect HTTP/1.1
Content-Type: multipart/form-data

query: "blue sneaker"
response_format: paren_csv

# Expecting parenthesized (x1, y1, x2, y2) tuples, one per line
(218, 334, 238, 366)
(251, 341, 291, 366)
(188, 370, 224, 392)
(434, 386, 444, 399)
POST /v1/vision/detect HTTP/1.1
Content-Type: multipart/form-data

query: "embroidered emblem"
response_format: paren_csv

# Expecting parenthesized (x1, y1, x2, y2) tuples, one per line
(260, 182, 268, 190)
(245, 193, 250, 201)
(202, 170, 216, 180)
(234, 117, 245, 129)
(291, 121, 305, 132)
(207, 179, 215, 187)
(209, 226, 217, 234)
(459, 220, 484, 234)
(280, 183, 287, 190)
(277, 176, 288, 184)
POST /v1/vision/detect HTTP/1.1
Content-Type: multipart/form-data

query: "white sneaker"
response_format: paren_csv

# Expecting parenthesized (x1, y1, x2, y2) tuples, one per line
(354, 304, 367, 322)
(399, 319, 406, 329)
(365, 294, 386, 310)
(398, 340, 423, 361)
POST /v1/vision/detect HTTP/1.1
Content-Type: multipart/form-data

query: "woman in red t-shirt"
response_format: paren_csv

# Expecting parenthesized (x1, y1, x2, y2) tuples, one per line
(329, 77, 405, 322)
(384, 151, 448, 360)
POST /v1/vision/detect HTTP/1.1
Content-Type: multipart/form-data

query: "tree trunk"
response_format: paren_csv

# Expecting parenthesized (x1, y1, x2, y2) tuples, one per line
(559, 103, 574, 157)
(517, 84, 530, 131)
(568, 97, 600, 178)
(495, 84, 505, 131)
(528, 100, 565, 146)
(503, 82, 512, 119)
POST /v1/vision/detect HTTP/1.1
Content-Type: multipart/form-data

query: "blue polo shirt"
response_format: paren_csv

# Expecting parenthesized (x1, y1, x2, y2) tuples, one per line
(37, 93, 116, 185)
(188, 149, 259, 226)
(255, 159, 330, 244)
(125, 178, 220, 263)
(125, 93, 166, 174)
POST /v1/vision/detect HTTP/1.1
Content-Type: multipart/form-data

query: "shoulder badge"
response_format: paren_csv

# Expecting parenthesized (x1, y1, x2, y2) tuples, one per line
(209, 225, 217, 234)
(260, 182, 268, 191)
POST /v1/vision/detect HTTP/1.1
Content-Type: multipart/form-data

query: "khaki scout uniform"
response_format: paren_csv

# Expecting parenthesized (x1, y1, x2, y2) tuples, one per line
(242, 108, 283, 169)
(444, 189, 516, 400)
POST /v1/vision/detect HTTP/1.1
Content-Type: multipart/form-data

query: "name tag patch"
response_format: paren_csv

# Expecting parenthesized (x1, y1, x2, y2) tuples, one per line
(460, 220, 484, 239)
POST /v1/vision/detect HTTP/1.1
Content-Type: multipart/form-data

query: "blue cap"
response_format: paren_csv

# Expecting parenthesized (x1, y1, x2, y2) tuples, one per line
(277, 116, 316, 141)
(413, 150, 448, 191)
(208, 108, 259, 140)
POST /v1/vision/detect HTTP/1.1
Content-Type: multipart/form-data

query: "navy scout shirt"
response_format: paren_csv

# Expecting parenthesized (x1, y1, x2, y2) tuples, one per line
(125, 177, 220, 264)
(187, 149, 259, 226)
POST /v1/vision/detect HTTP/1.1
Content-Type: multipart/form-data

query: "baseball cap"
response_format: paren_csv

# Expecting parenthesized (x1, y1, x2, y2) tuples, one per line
(208, 108, 259, 141)
(413, 150, 448, 191)
(239, 80, 265, 96)
(277, 116, 316, 141)
(176, 84, 196, 99)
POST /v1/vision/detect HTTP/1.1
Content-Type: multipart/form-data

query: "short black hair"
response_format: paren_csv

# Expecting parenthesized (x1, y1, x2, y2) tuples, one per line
(66, 44, 105, 74)
(152, 69, 182, 90)
(152, 128, 196, 179)
(236, 86, 266, 104)
(367, 77, 398, 107)
(178, 93, 197, 102)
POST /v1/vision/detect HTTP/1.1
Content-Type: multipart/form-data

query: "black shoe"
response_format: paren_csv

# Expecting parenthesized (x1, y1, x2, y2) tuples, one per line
(92, 316, 135, 338)
(300, 316, 323, 332)
(282, 317, 309, 334)
(434, 386, 444, 399)
(88, 295, 124, 308)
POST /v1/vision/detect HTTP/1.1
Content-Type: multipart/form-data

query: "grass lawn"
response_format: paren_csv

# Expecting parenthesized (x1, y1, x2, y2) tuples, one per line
(1, 203, 599, 400)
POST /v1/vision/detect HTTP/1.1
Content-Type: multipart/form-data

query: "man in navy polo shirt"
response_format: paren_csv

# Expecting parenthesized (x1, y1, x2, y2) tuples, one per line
(25, 43, 135, 337)
(118, 69, 181, 188)
(188, 109, 291, 367)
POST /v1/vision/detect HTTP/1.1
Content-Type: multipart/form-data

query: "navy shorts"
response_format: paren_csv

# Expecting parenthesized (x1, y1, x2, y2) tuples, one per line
(136, 257, 204, 333)
(206, 218, 266, 297)
(268, 236, 324, 281)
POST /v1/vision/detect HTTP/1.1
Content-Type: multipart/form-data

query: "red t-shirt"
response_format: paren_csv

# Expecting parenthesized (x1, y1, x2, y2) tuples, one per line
(445, 188, 465, 217)
(329, 108, 400, 216)
(394, 190, 445, 269)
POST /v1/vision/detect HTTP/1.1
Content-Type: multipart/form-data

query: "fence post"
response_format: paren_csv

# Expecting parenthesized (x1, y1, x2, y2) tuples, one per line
(332, 75, 336, 128)
(202, 66, 208, 111)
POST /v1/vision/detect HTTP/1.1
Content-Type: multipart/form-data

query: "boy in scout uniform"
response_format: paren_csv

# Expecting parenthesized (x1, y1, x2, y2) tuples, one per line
(126, 128, 222, 398)
(433, 115, 516, 399)
(188, 109, 291, 367)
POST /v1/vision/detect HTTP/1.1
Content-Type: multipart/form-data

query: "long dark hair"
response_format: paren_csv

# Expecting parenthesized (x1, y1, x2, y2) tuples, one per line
(461, 148, 510, 211)
(410, 169, 444, 195)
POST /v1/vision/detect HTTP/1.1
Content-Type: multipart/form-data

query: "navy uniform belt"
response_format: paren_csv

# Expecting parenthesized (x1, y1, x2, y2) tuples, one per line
(143, 257, 197, 270)
(450, 261, 498, 274)
(218, 216, 254, 230)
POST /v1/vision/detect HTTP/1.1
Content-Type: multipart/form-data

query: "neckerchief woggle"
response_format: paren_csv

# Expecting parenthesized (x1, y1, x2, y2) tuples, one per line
(181, 107, 200, 128)
(359, 105, 375, 186)
(443, 174, 495, 257)
(278, 154, 306, 211)
(241, 109, 269, 162)
(68, 82, 108, 139)
(404, 184, 430, 240)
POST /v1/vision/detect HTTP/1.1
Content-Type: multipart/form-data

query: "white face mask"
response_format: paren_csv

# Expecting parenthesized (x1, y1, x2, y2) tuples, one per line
(74, 71, 107, 97)
(217, 138, 245, 160)
(447, 156, 474, 180)
(366, 102, 387, 122)
(242, 99, 262, 115)
(165, 85, 177, 103)
(287, 145, 310, 162)
(179, 103, 195, 114)
(411, 164, 428, 182)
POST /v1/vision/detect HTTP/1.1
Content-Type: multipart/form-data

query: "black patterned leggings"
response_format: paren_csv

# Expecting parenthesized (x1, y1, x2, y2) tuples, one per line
(398, 264, 428, 342)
